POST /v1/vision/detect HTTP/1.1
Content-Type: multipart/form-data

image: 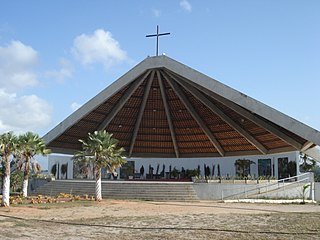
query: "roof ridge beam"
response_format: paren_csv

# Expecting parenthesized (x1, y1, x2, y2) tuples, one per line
(167, 70, 303, 151)
(161, 71, 225, 157)
(97, 70, 151, 131)
(158, 70, 180, 158)
(167, 72, 268, 155)
(128, 71, 155, 157)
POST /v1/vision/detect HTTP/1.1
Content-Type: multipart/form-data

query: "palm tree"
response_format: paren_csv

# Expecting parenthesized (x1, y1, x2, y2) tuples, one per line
(74, 130, 126, 201)
(0, 132, 18, 207)
(16, 132, 50, 197)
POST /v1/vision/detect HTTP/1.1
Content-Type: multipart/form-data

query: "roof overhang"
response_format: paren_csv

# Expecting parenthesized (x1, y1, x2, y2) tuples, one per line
(43, 55, 320, 158)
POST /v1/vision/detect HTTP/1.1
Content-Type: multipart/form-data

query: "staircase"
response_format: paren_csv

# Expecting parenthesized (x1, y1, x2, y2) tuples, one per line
(33, 180, 198, 201)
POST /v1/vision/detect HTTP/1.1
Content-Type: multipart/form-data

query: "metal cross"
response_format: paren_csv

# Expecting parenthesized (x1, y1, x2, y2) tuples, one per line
(146, 25, 170, 56)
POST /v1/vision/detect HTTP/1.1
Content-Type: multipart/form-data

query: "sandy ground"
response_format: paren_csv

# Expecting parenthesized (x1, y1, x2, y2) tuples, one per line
(0, 200, 320, 239)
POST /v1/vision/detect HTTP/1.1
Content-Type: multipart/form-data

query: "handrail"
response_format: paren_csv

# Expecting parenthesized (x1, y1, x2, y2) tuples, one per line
(276, 172, 311, 183)
(222, 173, 313, 200)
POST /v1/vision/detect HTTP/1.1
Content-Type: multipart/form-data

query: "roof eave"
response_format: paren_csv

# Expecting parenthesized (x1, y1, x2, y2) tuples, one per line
(43, 55, 320, 150)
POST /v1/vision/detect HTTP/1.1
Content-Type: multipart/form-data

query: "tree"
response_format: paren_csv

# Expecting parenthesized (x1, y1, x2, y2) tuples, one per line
(10, 171, 24, 192)
(74, 130, 126, 201)
(16, 132, 50, 197)
(314, 165, 320, 182)
(234, 159, 255, 178)
(299, 153, 316, 172)
(0, 132, 18, 207)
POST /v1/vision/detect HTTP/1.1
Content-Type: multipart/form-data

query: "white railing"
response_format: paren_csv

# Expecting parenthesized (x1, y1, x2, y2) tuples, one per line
(221, 172, 313, 200)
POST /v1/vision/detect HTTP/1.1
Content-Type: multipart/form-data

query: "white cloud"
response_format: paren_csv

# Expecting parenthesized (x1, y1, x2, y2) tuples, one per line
(180, 0, 192, 12)
(45, 58, 74, 82)
(0, 41, 38, 92)
(152, 8, 161, 17)
(0, 88, 52, 133)
(70, 102, 82, 111)
(0, 41, 53, 133)
(71, 29, 128, 68)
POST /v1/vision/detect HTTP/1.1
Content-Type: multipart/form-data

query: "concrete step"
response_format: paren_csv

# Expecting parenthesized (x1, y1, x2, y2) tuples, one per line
(34, 180, 198, 201)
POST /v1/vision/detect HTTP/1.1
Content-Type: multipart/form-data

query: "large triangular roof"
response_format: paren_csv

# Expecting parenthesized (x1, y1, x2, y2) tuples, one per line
(43, 55, 320, 158)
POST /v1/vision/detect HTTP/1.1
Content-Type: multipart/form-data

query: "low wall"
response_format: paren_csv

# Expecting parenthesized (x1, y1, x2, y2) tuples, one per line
(193, 182, 311, 200)
(315, 182, 320, 202)
(29, 178, 52, 193)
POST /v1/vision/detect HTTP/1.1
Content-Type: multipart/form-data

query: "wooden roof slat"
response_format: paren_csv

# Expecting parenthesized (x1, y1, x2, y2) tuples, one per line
(162, 71, 225, 156)
(158, 70, 179, 158)
(167, 70, 304, 150)
(168, 72, 268, 155)
(97, 70, 151, 131)
(128, 71, 155, 157)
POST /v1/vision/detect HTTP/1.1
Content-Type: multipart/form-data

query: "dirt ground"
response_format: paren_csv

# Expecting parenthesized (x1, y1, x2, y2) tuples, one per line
(0, 200, 320, 239)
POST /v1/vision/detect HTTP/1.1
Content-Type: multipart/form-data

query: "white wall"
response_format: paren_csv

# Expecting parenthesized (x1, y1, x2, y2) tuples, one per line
(47, 151, 299, 180)
(315, 182, 320, 202)
(132, 151, 299, 179)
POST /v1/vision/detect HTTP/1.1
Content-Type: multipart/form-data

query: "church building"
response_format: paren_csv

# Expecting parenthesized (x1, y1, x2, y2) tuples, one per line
(43, 55, 320, 181)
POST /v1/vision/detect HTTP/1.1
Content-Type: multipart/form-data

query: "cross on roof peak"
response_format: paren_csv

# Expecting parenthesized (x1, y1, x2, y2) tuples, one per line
(146, 25, 170, 56)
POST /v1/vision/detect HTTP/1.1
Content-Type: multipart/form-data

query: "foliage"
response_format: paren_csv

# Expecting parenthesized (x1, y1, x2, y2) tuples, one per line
(171, 167, 179, 178)
(32, 173, 55, 180)
(74, 130, 126, 201)
(185, 168, 200, 179)
(74, 131, 126, 174)
(257, 175, 276, 181)
(204, 165, 211, 178)
(16, 132, 51, 177)
(8, 193, 96, 206)
(0, 131, 50, 205)
(299, 153, 316, 172)
(301, 183, 311, 204)
(15, 132, 50, 198)
(234, 159, 255, 178)
(299, 153, 320, 182)
(0, 132, 18, 176)
(140, 165, 144, 176)
(314, 165, 320, 182)
(0, 132, 19, 206)
(10, 171, 24, 192)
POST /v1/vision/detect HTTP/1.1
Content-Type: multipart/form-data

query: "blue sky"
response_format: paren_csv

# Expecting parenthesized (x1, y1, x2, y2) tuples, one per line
(1, 1, 319, 138)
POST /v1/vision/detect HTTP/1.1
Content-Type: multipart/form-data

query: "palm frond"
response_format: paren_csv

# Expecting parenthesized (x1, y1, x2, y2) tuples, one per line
(74, 130, 126, 173)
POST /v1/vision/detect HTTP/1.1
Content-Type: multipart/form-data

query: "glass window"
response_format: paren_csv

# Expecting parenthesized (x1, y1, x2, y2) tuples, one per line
(258, 159, 271, 177)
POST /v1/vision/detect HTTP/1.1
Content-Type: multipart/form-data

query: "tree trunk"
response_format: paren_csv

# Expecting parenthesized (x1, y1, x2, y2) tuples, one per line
(22, 178, 28, 198)
(1, 160, 11, 207)
(95, 167, 102, 201)
(22, 160, 30, 198)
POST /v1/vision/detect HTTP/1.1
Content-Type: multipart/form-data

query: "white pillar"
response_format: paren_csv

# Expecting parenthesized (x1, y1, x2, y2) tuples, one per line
(2, 175, 10, 207)
(22, 179, 28, 198)
(95, 168, 102, 201)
